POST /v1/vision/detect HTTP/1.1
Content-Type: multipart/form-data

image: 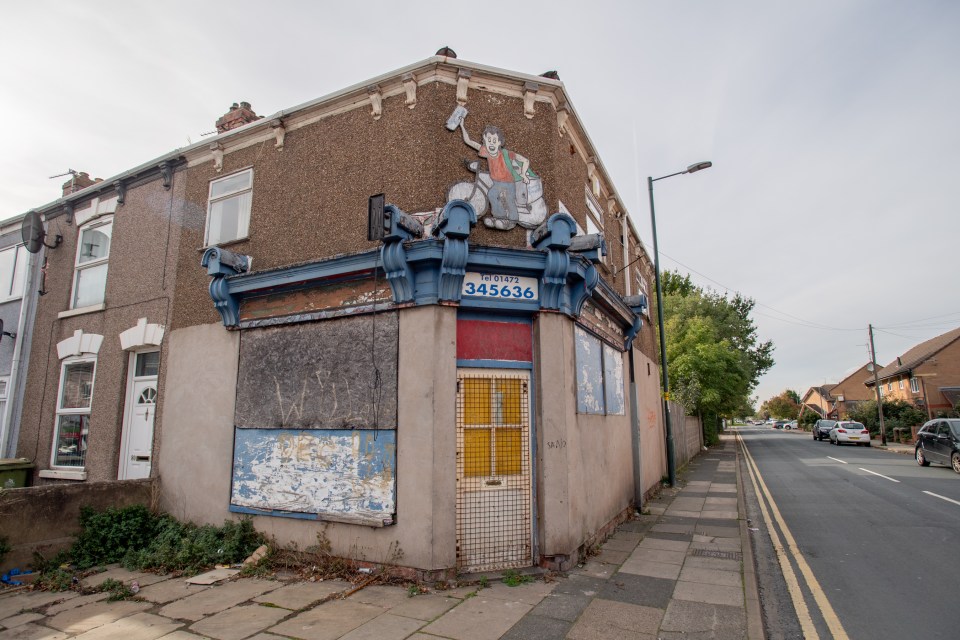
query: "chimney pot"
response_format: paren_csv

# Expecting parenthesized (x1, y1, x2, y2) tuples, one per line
(216, 101, 262, 133)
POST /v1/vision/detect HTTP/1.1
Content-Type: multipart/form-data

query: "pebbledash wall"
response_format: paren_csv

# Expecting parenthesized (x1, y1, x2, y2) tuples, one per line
(17, 54, 669, 576)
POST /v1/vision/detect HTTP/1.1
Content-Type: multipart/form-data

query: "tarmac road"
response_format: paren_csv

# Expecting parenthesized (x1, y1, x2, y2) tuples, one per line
(736, 424, 960, 639)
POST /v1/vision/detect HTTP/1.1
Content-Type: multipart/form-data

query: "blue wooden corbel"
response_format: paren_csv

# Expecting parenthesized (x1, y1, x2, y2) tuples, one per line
(622, 294, 648, 349)
(434, 199, 477, 301)
(381, 204, 423, 303)
(567, 232, 606, 315)
(531, 213, 577, 310)
(201, 247, 251, 327)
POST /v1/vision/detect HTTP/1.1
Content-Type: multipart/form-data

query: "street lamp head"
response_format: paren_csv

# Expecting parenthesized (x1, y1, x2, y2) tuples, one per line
(685, 161, 712, 174)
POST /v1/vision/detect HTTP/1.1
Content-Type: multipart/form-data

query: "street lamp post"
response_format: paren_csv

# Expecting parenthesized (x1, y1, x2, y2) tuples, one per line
(649, 161, 712, 488)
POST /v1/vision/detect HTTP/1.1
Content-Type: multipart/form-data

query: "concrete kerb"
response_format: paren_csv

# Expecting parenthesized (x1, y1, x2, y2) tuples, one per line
(734, 434, 766, 640)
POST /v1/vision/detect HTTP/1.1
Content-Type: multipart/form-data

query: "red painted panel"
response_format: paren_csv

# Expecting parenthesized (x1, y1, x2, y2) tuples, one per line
(457, 319, 532, 362)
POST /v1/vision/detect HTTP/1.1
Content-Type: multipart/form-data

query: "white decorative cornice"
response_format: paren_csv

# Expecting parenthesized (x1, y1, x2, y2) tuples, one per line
(456, 68, 471, 105)
(368, 85, 383, 120)
(119, 317, 165, 351)
(57, 329, 104, 360)
(402, 73, 417, 109)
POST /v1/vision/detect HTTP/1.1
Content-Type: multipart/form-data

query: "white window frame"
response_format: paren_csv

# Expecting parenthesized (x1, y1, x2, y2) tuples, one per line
(50, 356, 97, 470)
(0, 244, 28, 302)
(898, 378, 904, 390)
(71, 217, 113, 310)
(205, 168, 253, 246)
(910, 377, 920, 393)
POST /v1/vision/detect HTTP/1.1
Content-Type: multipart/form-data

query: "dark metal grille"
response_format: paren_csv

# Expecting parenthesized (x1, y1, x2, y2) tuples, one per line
(691, 548, 743, 561)
(456, 370, 532, 572)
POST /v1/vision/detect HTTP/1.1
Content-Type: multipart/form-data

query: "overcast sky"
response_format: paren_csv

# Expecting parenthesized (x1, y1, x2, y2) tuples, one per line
(2, 0, 958, 406)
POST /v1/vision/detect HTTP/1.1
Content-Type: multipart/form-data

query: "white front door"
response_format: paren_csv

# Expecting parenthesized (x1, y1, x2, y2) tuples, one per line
(119, 351, 159, 480)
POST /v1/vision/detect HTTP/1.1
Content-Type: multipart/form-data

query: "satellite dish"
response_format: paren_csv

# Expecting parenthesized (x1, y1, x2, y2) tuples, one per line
(20, 211, 62, 254)
(0, 319, 13, 343)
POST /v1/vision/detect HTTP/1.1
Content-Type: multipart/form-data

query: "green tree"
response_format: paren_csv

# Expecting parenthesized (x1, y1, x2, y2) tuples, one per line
(760, 390, 800, 419)
(660, 271, 775, 443)
(847, 399, 927, 438)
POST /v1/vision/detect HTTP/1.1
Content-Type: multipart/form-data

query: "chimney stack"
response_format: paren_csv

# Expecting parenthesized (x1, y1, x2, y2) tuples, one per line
(215, 101, 262, 133)
(62, 171, 99, 196)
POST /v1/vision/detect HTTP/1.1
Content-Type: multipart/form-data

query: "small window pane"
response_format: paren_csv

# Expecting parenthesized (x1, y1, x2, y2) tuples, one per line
(207, 192, 251, 245)
(78, 225, 111, 264)
(53, 414, 89, 467)
(464, 428, 491, 477)
(11, 245, 27, 298)
(73, 262, 108, 307)
(135, 351, 160, 377)
(495, 428, 522, 475)
(210, 171, 252, 198)
(60, 362, 94, 409)
(0, 247, 18, 298)
(463, 379, 491, 425)
(496, 379, 522, 425)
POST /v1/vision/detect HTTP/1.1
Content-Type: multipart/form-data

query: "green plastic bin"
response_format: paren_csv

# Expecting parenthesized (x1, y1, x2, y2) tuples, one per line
(0, 458, 34, 488)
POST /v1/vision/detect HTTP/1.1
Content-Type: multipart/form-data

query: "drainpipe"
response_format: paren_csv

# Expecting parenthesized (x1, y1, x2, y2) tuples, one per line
(0, 248, 39, 458)
(621, 214, 631, 297)
(624, 296, 647, 510)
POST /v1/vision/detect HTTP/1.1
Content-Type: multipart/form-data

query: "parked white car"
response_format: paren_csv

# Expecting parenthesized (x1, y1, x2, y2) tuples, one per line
(829, 421, 872, 446)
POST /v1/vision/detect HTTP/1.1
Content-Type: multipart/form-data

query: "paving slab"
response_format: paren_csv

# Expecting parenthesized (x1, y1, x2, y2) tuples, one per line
(659, 599, 746, 637)
(269, 599, 385, 640)
(0, 622, 68, 640)
(704, 497, 738, 507)
(691, 540, 741, 553)
(651, 524, 695, 535)
(592, 548, 630, 565)
(695, 525, 740, 539)
(81, 568, 169, 590)
(570, 560, 616, 580)
(46, 600, 152, 634)
(137, 580, 211, 605)
(637, 538, 689, 552)
(662, 509, 701, 519)
(701, 510, 740, 520)
(338, 612, 425, 640)
(618, 560, 681, 581)
(642, 531, 693, 543)
(683, 556, 742, 572)
(500, 613, 571, 640)
(566, 599, 662, 640)
(673, 581, 744, 607)
(383, 593, 460, 621)
(668, 498, 705, 511)
(609, 531, 642, 544)
(45, 593, 111, 616)
(190, 603, 290, 640)
(261, 580, 352, 610)
(529, 592, 591, 622)
(624, 547, 685, 566)
(419, 595, 532, 640)
(0, 592, 77, 619)
(479, 580, 556, 606)
(678, 566, 742, 588)
(551, 575, 605, 598)
(71, 612, 182, 640)
(154, 632, 210, 640)
(0, 613, 44, 630)
(598, 537, 638, 552)
(598, 574, 674, 609)
(159, 579, 282, 621)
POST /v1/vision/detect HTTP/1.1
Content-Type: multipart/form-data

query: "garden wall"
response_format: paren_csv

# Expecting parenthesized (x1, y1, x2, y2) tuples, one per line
(0, 479, 153, 573)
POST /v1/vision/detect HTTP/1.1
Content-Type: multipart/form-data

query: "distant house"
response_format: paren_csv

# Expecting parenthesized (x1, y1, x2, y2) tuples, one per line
(828, 363, 878, 418)
(800, 384, 837, 419)
(865, 326, 960, 419)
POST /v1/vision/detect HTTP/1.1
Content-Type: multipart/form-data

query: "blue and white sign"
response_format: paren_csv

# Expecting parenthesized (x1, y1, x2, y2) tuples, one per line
(462, 272, 539, 301)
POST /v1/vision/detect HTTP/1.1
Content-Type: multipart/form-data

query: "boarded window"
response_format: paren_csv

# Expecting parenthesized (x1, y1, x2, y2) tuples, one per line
(575, 325, 625, 416)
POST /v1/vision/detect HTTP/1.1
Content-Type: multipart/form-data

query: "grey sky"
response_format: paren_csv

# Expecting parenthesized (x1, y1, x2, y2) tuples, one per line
(2, 1, 957, 406)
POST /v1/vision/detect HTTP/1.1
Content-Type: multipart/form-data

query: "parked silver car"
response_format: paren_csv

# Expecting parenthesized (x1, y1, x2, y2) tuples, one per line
(829, 421, 871, 446)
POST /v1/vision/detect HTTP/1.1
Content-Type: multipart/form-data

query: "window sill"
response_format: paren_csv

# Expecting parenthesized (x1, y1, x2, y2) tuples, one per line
(58, 303, 106, 319)
(197, 237, 250, 252)
(39, 469, 87, 481)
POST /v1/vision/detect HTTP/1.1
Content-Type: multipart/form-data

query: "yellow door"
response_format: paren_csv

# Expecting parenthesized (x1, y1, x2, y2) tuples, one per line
(456, 369, 532, 572)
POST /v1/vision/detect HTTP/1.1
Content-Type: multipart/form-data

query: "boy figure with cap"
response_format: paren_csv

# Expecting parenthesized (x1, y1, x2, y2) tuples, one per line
(460, 122, 534, 230)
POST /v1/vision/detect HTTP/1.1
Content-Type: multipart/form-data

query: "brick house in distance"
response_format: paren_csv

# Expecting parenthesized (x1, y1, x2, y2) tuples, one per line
(866, 326, 960, 419)
(14, 50, 672, 578)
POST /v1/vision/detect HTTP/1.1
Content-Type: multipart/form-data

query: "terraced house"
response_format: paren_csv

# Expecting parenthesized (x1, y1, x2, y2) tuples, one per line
(11, 50, 683, 578)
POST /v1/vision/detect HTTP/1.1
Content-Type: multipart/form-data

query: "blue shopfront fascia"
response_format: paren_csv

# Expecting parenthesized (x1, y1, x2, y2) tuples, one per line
(202, 200, 646, 347)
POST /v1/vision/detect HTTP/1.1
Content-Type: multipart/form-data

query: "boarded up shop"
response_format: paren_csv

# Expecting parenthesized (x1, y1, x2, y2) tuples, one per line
(158, 52, 665, 577)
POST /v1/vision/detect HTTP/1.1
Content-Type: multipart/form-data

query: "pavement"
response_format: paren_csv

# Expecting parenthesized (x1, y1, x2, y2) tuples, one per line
(0, 436, 761, 640)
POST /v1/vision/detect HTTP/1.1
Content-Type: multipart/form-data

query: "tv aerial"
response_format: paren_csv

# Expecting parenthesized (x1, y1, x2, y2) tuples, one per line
(21, 210, 63, 254)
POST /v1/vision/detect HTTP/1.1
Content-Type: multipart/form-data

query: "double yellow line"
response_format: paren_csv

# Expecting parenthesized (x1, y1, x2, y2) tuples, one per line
(737, 432, 849, 640)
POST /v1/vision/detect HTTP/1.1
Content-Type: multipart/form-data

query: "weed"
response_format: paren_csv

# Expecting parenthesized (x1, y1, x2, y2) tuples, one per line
(406, 584, 426, 597)
(501, 569, 533, 587)
(35, 568, 74, 592)
(97, 578, 135, 601)
(478, 575, 488, 589)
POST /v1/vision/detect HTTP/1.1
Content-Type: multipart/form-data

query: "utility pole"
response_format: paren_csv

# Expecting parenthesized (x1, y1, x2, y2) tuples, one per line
(868, 324, 887, 446)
